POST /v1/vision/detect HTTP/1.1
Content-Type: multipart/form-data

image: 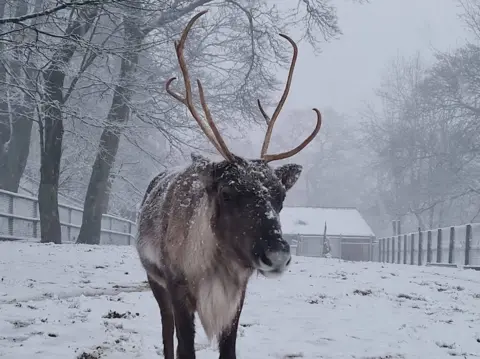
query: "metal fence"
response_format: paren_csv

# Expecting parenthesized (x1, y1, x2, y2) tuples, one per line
(0, 189, 136, 245)
(377, 223, 480, 268)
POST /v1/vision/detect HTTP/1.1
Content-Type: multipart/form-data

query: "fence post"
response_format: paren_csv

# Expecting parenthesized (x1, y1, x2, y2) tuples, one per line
(379, 239, 382, 262)
(386, 237, 390, 263)
(67, 208, 72, 242)
(368, 236, 373, 261)
(381, 238, 385, 263)
(378, 239, 382, 262)
(437, 228, 442, 263)
(418, 228, 423, 266)
(390, 221, 397, 264)
(403, 234, 407, 264)
(410, 233, 415, 265)
(32, 200, 38, 238)
(128, 222, 132, 246)
(108, 216, 114, 245)
(427, 230, 432, 263)
(7, 193, 13, 236)
(448, 226, 455, 264)
(397, 235, 401, 263)
(391, 236, 395, 263)
(465, 224, 472, 266)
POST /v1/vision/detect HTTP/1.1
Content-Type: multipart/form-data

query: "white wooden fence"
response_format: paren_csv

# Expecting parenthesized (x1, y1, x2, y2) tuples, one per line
(0, 189, 136, 245)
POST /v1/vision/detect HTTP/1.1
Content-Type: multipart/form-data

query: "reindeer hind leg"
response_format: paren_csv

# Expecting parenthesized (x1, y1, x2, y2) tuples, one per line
(147, 275, 175, 359)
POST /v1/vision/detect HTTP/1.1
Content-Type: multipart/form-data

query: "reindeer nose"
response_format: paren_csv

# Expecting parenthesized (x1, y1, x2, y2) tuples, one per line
(259, 242, 291, 271)
(264, 249, 291, 268)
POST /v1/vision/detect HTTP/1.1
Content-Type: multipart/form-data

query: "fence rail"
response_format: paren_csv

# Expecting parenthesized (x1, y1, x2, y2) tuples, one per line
(377, 223, 480, 267)
(0, 189, 136, 245)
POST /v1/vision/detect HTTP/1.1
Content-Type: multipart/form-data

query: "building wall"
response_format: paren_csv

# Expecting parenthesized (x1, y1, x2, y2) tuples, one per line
(341, 238, 372, 261)
(290, 234, 373, 261)
(292, 235, 341, 258)
(296, 235, 323, 257)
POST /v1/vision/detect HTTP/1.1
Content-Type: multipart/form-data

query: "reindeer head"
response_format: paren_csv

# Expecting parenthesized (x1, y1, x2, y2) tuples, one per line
(166, 10, 322, 277)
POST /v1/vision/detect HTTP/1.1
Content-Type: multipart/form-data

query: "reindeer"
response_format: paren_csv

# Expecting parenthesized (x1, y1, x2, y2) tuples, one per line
(136, 10, 322, 359)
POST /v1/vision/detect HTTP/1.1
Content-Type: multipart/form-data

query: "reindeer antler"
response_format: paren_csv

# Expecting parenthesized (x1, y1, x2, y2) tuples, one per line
(258, 34, 322, 163)
(166, 10, 235, 162)
(167, 11, 321, 164)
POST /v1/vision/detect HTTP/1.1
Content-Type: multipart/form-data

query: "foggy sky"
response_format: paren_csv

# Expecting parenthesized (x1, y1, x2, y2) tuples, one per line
(272, 0, 471, 118)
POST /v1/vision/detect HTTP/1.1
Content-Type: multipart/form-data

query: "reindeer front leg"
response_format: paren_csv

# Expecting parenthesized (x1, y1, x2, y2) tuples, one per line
(169, 281, 197, 359)
(218, 287, 246, 359)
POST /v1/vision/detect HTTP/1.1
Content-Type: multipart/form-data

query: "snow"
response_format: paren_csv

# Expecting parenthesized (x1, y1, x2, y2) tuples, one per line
(1, 242, 480, 359)
(281, 207, 375, 237)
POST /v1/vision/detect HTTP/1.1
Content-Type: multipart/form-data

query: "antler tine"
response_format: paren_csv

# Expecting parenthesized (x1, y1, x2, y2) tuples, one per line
(262, 108, 322, 163)
(165, 10, 234, 162)
(196, 80, 235, 161)
(260, 34, 298, 158)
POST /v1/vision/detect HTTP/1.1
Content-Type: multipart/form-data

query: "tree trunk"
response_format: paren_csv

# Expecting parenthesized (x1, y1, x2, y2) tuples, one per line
(0, 105, 34, 192)
(39, 62, 67, 244)
(0, 0, 36, 192)
(0, 0, 9, 171)
(75, 117, 125, 245)
(38, 7, 99, 243)
(38, 119, 63, 244)
(77, 16, 142, 245)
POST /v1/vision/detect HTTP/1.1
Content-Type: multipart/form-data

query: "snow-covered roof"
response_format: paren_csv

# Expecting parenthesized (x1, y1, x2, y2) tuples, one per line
(280, 206, 375, 237)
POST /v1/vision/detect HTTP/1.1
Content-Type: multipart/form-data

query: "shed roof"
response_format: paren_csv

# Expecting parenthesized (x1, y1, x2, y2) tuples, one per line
(280, 206, 375, 237)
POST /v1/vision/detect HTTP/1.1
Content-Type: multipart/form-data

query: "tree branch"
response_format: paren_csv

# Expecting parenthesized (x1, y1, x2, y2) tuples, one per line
(0, 0, 115, 25)
(141, 0, 213, 36)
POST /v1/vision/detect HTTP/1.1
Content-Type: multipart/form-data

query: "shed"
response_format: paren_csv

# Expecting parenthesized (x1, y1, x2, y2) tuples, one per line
(280, 206, 375, 261)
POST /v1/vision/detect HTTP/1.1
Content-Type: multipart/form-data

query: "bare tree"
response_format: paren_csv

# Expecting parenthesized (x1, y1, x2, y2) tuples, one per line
(37, 5, 101, 244)
(363, 45, 480, 234)
(76, 0, 365, 244)
(0, 0, 367, 244)
(0, 0, 43, 192)
(0, 0, 108, 25)
(362, 53, 435, 231)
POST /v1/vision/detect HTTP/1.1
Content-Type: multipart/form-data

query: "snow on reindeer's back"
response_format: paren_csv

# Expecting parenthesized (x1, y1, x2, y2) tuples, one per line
(137, 158, 216, 237)
(139, 161, 192, 212)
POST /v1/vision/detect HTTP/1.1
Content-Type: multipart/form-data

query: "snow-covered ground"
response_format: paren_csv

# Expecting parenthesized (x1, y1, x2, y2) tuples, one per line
(0, 242, 479, 359)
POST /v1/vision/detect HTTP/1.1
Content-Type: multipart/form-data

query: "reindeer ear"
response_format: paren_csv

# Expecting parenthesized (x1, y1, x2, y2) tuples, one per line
(193, 156, 224, 195)
(274, 163, 302, 192)
(193, 157, 214, 188)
